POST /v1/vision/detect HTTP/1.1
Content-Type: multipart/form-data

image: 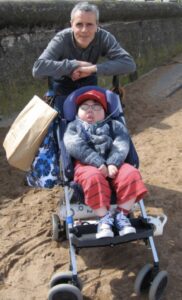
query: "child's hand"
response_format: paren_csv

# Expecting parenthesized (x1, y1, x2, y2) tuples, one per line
(98, 164, 108, 177)
(108, 165, 118, 178)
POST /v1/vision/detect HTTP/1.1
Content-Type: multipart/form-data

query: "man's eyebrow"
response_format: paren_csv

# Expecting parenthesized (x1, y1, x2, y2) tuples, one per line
(75, 22, 94, 25)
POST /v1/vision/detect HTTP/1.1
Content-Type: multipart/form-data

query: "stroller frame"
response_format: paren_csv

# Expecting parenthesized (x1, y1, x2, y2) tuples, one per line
(48, 84, 168, 300)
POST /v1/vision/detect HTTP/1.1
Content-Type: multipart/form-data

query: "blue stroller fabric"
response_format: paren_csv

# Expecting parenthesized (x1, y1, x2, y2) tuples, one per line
(26, 85, 139, 189)
(63, 85, 139, 169)
(26, 123, 60, 188)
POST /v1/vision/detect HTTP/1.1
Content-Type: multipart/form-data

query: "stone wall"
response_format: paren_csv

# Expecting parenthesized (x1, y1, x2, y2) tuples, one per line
(0, 0, 182, 115)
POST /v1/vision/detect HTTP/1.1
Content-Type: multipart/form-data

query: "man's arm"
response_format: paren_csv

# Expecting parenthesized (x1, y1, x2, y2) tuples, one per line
(97, 30, 136, 76)
(71, 29, 136, 80)
(32, 31, 92, 79)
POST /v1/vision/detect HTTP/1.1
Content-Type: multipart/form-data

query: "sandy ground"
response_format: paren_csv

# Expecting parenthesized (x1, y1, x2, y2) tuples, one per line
(0, 56, 182, 300)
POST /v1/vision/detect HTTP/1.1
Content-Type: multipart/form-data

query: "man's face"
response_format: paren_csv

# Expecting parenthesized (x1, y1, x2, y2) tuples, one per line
(71, 11, 98, 49)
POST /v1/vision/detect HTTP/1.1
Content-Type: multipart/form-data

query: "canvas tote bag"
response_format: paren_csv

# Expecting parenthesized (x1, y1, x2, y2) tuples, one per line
(3, 95, 58, 171)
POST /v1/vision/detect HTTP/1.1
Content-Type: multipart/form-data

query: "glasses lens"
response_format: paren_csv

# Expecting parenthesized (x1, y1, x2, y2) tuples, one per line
(93, 104, 102, 111)
(80, 104, 102, 111)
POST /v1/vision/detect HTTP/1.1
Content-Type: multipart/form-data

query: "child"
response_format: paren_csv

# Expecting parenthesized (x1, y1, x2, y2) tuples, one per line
(63, 89, 147, 239)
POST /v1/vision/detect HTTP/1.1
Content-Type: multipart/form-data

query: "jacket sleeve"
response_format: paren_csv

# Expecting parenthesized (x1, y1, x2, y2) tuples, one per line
(63, 122, 106, 167)
(97, 30, 136, 76)
(106, 120, 130, 167)
(32, 32, 79, 79)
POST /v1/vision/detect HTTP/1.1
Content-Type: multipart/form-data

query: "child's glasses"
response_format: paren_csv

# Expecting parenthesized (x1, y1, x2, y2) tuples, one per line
(80, 104, 103, 111)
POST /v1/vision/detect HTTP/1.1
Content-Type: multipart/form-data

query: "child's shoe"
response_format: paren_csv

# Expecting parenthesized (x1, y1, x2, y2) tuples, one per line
(115, 211, 136, 236)
(96, 212, 114, 239)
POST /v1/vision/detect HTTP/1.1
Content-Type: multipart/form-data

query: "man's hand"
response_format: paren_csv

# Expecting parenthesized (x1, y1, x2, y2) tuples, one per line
(71, 64, 97, 81)
(71, 61, 92, 81)
(98, 164, 108, 177)
(77, 61, 93, 67)
(108, 165, 118, 178)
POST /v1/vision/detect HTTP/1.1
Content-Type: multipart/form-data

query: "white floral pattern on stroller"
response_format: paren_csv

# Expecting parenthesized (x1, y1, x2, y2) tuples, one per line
(26, 122, 60, 188)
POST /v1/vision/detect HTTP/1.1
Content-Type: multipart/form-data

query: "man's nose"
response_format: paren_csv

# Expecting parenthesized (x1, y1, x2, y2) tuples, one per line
(81, 25, 88, 32)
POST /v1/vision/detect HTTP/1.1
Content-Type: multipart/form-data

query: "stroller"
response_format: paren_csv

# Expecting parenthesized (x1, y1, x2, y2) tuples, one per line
(48, 84, 168, 300)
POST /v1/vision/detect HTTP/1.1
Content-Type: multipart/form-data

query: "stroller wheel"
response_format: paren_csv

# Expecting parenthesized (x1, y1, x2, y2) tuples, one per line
(51, 213, 66, 242)
(48, 283, 83, 300)
(134, 263, 153, 295)
(50, 271, 82, 290)
(149, 270, 168, 300)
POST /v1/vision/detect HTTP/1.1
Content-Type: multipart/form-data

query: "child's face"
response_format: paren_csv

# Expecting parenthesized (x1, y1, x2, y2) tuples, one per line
(78, 100, 105, 123)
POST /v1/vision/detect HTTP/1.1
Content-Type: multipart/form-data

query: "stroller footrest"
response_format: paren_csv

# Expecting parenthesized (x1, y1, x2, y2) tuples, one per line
(71, 218, 153, 249)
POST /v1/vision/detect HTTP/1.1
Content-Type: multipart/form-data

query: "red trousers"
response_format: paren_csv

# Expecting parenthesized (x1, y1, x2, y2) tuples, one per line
(74, 162, 148, 210)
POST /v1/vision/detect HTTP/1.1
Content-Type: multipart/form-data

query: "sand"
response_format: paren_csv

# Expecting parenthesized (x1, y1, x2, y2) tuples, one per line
(0, 56, 182, 300)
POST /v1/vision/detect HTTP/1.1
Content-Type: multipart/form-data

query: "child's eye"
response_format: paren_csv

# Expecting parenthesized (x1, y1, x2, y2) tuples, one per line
(93, 105, 101, 110)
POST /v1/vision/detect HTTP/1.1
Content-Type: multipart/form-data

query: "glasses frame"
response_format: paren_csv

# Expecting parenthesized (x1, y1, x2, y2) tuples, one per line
(79, 103, 104, 112)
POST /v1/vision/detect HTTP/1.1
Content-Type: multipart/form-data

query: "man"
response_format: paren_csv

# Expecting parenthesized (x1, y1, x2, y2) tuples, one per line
(32, 1, 136, 112)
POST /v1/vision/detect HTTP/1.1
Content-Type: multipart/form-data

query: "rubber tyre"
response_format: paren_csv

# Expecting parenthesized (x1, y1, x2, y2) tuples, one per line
(51, 213, 66, 241)
(149, 270, 168, 300)
(134, 264, 153, 295)
(51, 214, 61, 241)
(50, 271, 82, 290)
(48, 283, 83, 300)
